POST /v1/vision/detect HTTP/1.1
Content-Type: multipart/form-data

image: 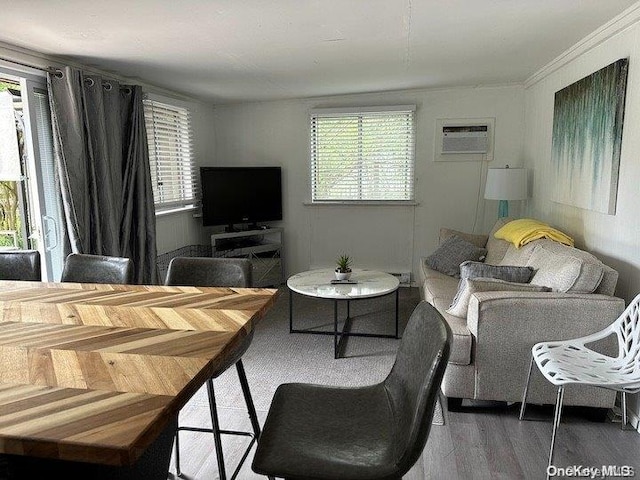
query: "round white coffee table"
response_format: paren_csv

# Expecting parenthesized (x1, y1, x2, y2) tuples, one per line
(287, 268, 400, 358)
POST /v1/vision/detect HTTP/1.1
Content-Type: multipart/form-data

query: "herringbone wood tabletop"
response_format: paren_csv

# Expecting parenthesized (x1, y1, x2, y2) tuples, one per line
(0, 280, 278, 466)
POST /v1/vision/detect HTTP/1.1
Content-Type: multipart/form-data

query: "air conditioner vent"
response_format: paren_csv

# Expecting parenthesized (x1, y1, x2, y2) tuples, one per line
(441, 125, 489, 154)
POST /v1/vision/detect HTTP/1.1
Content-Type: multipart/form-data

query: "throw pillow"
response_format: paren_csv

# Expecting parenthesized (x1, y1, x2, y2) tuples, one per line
(451, 261, 537, 309)
(425, 235, 488, 278)
(459, 261, 535, 283)
(439, 228, 488, 249)
(526, 243, 604, 293)
(446, 278, 551, 318)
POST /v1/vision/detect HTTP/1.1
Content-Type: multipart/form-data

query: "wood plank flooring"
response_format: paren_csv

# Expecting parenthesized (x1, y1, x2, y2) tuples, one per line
(168, 399, 640, 479)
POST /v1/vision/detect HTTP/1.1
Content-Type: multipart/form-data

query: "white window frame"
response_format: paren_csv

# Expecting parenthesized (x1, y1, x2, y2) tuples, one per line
(143, 94, 197, 213)
(309, 105, 416, 204)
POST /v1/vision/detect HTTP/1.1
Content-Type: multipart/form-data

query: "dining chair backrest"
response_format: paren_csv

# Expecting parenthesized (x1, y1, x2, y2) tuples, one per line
(0, 250, 41, 281)
(165, 256, 253, 376)
(383, 301, 451, 474)
(60, 253, 133, 284)
(164, 257, 252, 288)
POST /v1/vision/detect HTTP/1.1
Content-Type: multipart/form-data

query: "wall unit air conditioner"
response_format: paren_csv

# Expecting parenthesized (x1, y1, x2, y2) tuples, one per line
(441, 125, 489, 154)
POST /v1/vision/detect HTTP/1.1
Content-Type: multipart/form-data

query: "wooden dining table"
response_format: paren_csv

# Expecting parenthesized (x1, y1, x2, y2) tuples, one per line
(0, 280, 279, 479)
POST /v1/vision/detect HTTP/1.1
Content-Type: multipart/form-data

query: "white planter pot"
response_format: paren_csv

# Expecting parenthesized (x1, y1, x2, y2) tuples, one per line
(335, 271, 351, 281)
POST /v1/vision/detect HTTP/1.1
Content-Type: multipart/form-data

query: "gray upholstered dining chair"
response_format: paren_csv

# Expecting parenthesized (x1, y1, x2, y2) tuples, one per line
(60, 253, 133, 284)
(165, 256, 260, 480)
(251, 300, 452, 480)
(0, 250, 41, 281)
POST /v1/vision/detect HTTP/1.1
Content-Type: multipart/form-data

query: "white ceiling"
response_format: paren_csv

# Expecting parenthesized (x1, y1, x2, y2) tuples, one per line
(1, 0, 637, 104)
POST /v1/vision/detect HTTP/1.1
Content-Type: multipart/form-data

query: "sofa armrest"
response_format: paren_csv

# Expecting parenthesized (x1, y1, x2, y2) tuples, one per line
(467, 291, 625, 341)
(465, 291, 625, 403)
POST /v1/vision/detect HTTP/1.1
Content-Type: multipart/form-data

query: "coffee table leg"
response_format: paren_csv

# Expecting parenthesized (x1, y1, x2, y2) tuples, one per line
(395, 289, 399, 338)
(334, 300, 339, 359)
(289, 289, 294, 333)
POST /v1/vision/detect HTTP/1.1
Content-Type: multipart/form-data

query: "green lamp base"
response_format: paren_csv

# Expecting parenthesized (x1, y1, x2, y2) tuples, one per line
(498, 200, 509, 218)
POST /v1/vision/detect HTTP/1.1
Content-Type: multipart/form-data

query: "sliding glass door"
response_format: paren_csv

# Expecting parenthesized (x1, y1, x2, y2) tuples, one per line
(0, 66, 64, 281)
(21, 78, 65, 281)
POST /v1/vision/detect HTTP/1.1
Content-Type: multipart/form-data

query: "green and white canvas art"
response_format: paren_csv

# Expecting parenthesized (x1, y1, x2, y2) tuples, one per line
(551, 58, 628, 214)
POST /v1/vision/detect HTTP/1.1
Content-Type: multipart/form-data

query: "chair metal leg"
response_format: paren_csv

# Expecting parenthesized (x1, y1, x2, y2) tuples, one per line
(174, 364, 265, 480)
(519, 354, 534, 420)
(547, 386, 565, 480)
(236, 360, 261, 438)
(207, 378, 228, 480)
(174, 428, 182, 477)
(620, 391, 636, 431)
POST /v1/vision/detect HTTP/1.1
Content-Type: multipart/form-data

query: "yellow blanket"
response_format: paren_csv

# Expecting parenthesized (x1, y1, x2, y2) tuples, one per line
(494, 218, 574, 248)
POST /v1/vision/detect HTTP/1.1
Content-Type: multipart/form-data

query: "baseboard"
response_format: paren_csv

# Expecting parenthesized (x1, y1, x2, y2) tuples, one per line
(609, 404, 640, 433)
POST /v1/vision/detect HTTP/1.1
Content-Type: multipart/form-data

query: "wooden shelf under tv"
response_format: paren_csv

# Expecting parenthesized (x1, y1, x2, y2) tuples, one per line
(210, 227, 284, 288)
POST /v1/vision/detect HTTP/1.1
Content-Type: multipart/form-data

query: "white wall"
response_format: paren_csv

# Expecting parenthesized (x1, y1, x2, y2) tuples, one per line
(210, 86, 525, 279)
(524, 15, 640, 416)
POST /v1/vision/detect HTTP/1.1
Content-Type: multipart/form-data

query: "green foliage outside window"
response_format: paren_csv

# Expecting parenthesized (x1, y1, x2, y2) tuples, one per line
(0, 80, 25, 248)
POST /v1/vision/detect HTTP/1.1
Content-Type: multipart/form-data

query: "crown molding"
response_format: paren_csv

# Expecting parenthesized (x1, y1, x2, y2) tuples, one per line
(525, 2, 640, 88)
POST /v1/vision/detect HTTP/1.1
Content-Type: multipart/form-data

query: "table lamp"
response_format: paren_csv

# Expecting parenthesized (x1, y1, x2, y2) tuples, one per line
(484, 165, 528, 217)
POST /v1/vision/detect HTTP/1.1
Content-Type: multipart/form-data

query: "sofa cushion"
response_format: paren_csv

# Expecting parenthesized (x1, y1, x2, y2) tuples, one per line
(425, 235, 487, 278)
(499, 242, 538, 267)
(421, 267, 459, 305)
(527, 241, 604, 293)
(484, 218, 511, 265)
(439, 228, 488, 248)
(419, 265, 472, 365)
(432, 296, 473, 365)
(446, 278, 551, 318)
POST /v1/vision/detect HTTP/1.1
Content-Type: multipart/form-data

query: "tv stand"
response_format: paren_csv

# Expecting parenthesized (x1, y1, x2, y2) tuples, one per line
(224, 224, 267, 233)
(211, 227, 284, 287)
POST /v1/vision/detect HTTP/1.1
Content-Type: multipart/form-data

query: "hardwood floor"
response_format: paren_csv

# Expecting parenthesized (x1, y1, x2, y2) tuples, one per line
(168, 400, 640, 479)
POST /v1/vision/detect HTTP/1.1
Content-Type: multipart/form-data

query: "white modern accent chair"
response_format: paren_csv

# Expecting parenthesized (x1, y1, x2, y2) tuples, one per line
(520, 293, 640, 479)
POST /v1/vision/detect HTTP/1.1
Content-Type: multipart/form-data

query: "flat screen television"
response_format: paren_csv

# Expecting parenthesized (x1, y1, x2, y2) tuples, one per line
(200, 166, 282, 230)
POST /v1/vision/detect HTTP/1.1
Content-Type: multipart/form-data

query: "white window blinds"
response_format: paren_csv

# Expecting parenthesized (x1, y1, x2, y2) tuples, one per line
(310, 106, 416, 202)
(143, 98, 197, 210)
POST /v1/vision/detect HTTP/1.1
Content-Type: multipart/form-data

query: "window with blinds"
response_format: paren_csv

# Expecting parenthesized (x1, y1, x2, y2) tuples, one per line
(310, 106, 416, 202)
(143, 98, 197, 211)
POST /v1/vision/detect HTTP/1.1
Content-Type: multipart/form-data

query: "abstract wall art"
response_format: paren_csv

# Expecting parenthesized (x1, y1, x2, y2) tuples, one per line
(551, 58, 628, 214)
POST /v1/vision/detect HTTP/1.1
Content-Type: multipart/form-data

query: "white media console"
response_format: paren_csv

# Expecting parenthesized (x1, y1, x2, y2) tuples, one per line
(210, 227, 284, 287)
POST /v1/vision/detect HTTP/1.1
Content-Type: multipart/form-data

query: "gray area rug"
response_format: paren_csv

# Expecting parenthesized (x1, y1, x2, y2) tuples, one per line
(189, 286, 445, 425)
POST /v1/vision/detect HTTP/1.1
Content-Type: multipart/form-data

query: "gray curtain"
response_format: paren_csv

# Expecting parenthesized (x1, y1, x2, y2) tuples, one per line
(47, 66, 157, 284)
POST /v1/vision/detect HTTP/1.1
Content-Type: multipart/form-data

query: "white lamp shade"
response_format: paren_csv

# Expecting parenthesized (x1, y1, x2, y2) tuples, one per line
(484, 167, 528, 200)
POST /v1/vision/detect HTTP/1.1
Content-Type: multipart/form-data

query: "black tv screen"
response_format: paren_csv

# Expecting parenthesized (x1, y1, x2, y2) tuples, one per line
(201, 166, 282, 228)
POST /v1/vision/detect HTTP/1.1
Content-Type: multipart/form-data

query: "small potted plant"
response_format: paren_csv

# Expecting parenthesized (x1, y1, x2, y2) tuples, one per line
(335, 254, 352, 280)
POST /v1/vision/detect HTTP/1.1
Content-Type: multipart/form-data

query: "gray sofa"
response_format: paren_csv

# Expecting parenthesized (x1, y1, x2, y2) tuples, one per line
(420, 218, 625, 411)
